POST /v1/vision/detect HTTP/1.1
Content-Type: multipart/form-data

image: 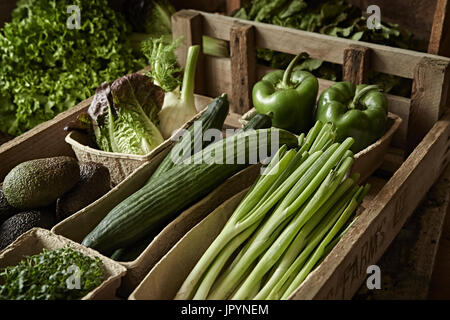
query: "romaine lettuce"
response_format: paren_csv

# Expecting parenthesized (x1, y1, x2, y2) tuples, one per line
(88, 73, 164, 155)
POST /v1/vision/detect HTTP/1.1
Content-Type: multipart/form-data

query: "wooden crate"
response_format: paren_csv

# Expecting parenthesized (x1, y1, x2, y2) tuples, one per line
(128, 112, 450, 300)
(172, 10, 450, 155)
(167, 9, 450, 299)
(225, 0, 450, 57)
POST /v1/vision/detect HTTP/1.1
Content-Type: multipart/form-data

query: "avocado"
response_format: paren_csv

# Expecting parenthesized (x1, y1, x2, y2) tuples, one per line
(0, 187, 18, 225)
(0, 209, 55, 250)
(2, 156, 80, 210)
(56, 162, 111, 221)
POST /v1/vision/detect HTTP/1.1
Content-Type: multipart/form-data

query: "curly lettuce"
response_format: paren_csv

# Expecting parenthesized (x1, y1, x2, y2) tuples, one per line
(0, 0, 146, 136)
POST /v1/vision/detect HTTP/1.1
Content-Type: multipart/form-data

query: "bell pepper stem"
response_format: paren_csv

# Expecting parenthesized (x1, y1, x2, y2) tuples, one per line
(281, 54, 303, 88)
(349, 85, 379, 110)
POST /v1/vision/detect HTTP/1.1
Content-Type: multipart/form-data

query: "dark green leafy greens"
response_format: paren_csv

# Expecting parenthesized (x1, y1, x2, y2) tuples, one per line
(0, 246, 104, 300)
(233, 0, 421, 95)
(88, 73, 165, 155)
(0, 0, 146, 136)
(125, 0, 176, 38)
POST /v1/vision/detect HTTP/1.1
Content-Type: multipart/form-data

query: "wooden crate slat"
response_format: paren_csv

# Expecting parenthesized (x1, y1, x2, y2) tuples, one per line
(408, 57, 450, 153)
(289, 111, 450, 299)
(0, 98, 91, 180)
(343, 45, 371, 85)
(428, 0, 450, 57)
(203, 56, 232, 99)
(198, 10, 450, 79)
(171, 10, 206, 95)
(229, 22, 256, 113)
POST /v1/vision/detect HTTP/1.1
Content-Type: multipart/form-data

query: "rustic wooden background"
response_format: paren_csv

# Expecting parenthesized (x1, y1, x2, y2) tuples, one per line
(0, 0, 449, 299)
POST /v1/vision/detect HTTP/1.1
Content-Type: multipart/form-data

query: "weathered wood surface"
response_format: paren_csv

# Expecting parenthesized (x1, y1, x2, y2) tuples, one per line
(198, 10, 450, 79)
(408, 57, 450, 154)
(171, 10, 206, 95)
(230, 22, 256, 113)
(428, 0, 450, 57)
(0, 98, 89, 180)
(343, 45, 371, 85)
(354, 164, 450, 300)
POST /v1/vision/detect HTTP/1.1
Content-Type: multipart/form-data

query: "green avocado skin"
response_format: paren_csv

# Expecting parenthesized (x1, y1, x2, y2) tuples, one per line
(2, 156, 80, 210)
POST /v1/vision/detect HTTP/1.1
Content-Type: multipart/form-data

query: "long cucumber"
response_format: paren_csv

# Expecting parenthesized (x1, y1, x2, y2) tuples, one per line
(149, 94, 229, 182)
(82, 128, 298, 254)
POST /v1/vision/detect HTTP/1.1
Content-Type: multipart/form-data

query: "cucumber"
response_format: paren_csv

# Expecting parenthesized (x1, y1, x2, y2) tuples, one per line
(149, 93, 229, 181)
(243, 113, 272, 131)
(82, 128, 298, 254)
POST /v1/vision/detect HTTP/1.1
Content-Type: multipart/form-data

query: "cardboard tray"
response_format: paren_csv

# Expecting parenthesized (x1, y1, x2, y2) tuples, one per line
(0, 228, 126, 300)
(66, 106, 207, 186)
(129, 189, 248, 300)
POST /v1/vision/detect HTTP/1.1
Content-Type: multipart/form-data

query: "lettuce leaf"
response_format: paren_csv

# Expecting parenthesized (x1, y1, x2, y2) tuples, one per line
(88, 73, 165, 155)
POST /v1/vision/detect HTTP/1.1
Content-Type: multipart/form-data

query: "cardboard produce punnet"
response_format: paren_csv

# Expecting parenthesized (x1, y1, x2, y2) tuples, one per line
(0, 228, 126, 300)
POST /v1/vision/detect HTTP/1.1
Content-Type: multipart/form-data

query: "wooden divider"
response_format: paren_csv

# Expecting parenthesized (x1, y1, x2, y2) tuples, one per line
(428, 0, 450, 57)
(171, 11, 206, 95)
(343, 45, 371, 85)
(230, 22, 256, 114)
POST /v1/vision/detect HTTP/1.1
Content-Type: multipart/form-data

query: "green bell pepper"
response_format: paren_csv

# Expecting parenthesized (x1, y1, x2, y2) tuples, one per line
(315, 81, 388, 153)
(252, 54, 318, 134)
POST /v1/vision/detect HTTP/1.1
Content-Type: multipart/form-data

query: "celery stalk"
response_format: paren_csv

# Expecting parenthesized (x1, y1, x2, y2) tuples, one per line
(266, 185, 360, 300)
(175, 148, 295, 299)
(281, 186, 367, 299)
(231, 156, 354, 299)
(254, 177, 357, 299)
(207, 143, 350, 299)
(193, 223, 258, 299)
